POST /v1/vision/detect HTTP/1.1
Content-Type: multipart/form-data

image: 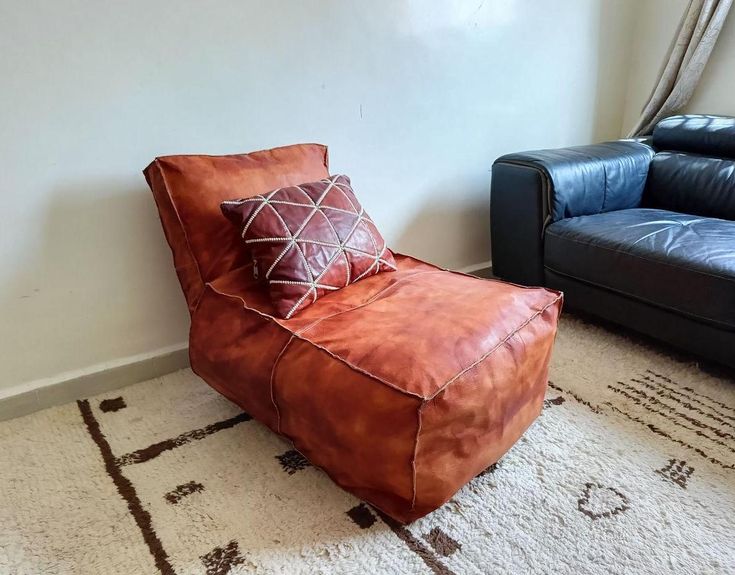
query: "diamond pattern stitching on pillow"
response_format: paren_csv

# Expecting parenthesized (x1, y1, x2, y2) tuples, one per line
(222, 175, 396, 318)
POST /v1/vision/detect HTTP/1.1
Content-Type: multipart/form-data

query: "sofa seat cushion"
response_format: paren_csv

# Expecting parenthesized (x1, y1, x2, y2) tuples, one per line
(545, 208, 735, 330)
(189, 253, 562, 522)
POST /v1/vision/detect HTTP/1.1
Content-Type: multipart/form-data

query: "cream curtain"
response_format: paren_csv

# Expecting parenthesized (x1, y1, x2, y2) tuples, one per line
(628, 0, 733, 137)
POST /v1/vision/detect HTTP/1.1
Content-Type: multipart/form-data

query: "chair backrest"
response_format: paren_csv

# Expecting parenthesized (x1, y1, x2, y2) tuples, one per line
(645, 115, 735, 221)
(144, 144, 329, 313)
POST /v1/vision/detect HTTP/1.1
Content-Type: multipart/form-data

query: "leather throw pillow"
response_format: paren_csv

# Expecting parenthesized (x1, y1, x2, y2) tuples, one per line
(221, 174, 396, 318)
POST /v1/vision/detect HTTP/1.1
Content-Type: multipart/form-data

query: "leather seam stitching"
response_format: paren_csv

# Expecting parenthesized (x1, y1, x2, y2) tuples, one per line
(600, 159, 608, 213)
(494, 146, 653, 223)
(273, 440, 420, 524)
(269, 335, 295, 434)
(295, 270, 445, 335)
(390, 250, 552, 292)
(203, 283, 426, 399)
(494, 161, 556, 224)
(156, 160, 206, 308)
(410, 401, 425, 512)
(154, 144, 330, 309)
(427, 295, 563, 401)
(205, 259, 561, 401)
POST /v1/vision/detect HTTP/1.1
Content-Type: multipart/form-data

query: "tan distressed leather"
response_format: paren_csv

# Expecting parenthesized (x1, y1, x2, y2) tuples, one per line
(145, 144, 563, 523)
(144, 144, 329, 313)
(191, 254, 562, 522)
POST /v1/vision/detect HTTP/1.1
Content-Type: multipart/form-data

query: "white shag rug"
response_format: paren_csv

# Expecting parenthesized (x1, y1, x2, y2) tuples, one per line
(1, 315, 733, 575)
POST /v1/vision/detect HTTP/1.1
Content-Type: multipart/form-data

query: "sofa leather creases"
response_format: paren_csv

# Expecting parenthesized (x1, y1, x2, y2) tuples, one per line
(496, 141, 655, 222)
(653, 115, 735, 159)
(545, 208, 735, 331)
(645, 152, 735, 220)
(491, 114, 735, 369)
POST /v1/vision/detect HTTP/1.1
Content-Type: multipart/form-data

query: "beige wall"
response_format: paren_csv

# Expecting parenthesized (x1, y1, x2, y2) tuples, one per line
(622, 0, 735, 134)
(1, 0, 638, 393)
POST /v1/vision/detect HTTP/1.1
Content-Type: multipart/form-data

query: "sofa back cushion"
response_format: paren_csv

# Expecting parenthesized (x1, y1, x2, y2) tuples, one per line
(144, 143, 329, 313)
(646, 115, 735, 220)
(653, 115, 735, 159)
(645, 152, 735, 220)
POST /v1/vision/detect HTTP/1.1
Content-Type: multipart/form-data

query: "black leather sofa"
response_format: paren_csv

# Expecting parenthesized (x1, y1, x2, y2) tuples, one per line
(490, 115, 735, 369)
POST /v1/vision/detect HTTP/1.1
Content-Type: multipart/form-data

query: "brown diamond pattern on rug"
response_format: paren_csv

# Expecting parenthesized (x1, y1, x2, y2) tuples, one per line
(164, 480, 205, 504)
(116, 412, 251, 466)
(423, 527, 462, 557)
(276, 449, 311, 475)
(6, 315, 735, 575)
(634, 372, 735, 428)
(646, 369, 735, 415)
(200, 540, 245, 575)
(577, 482, 630, 520)
(346, 503, 377, 529)
(655, 458, 694, 489)
(99, 397, 127, 413)
(544, 396, 566, 408)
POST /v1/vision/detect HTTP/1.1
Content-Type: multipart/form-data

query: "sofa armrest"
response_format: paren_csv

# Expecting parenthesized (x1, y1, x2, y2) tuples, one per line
(490, 141, 653, 285)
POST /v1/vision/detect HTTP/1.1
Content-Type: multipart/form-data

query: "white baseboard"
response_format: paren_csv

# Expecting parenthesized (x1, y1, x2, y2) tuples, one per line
(0, 343, 190, 422)
(456, 260, 493, 275)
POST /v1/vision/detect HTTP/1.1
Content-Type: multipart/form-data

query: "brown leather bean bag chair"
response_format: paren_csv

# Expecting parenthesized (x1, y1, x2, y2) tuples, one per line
(144, 143, 562, 523)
